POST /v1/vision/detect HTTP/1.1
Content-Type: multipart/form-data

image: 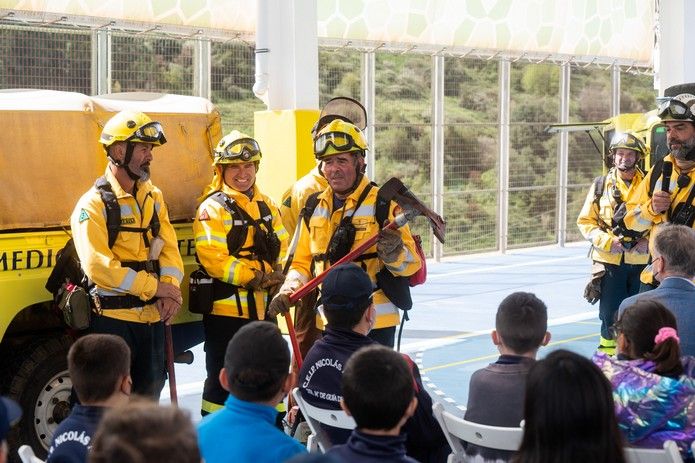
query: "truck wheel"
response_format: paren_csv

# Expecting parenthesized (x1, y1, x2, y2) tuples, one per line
(9, 336, 72, 458)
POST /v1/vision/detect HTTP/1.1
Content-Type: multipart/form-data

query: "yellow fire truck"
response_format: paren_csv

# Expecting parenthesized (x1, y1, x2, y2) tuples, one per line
(0, 90, 221, 455)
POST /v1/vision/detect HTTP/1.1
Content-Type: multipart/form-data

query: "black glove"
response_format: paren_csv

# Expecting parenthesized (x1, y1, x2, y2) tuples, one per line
(268, 293, 292, 318)
(377, 225, 403, 263)
(245, 270, 286, 291)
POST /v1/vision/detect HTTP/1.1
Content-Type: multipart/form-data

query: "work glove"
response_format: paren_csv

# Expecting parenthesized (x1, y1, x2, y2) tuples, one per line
(245, 269, 286, 291)
(583, 262, 606, 305)
(377, 224, 403, 264)
(268, 293, 292, 318)
(609, 238, 625, 254)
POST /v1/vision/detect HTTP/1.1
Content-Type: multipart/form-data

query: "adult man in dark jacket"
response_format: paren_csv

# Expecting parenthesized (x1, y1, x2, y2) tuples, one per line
(298, 264, 449, 462)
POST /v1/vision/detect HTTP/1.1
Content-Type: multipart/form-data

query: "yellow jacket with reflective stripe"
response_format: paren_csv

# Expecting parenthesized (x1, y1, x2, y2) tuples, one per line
(280, 166, 328, 240)
(290, 175, 421, 329)
(577, 168, 648, 265)
(624, 155, 695, 283)
(193, 183, 288, 319)
(70, 168, 184, 323)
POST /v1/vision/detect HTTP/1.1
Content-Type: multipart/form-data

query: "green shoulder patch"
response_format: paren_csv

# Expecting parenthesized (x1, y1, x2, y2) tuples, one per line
(78, 209, 90, 223)
(282, 196, 291, 208)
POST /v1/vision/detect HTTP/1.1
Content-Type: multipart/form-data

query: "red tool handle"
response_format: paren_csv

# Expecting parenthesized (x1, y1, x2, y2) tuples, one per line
(164, 324, 178, 405)
(284, 312, 303, 369)
(288, 219, 400, 304)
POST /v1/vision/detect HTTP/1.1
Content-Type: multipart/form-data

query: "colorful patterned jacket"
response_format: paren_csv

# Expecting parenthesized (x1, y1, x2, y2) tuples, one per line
(593, 352, 695, 459)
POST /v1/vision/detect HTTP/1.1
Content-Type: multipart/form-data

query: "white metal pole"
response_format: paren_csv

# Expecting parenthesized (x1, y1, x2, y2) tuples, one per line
(498, 59, 510, 253)
(557, 62, 570, 247)
(431, 54, 444, 261)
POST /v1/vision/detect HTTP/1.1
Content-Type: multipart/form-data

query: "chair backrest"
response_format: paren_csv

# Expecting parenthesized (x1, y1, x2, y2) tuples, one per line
(292, 388, 356, 453)
(624, 440, 684, 463)
(18, 445, 46, 463)
(432, 402, 523, 462)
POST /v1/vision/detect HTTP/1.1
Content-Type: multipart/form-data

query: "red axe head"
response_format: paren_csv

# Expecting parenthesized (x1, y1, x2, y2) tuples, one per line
(380, 178, 446, 243)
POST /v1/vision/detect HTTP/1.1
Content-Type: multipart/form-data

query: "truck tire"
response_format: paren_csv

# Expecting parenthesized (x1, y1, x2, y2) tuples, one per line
(9, 336, 72, 458)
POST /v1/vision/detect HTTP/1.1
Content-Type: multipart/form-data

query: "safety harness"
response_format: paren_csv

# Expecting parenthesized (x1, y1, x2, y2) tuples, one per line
(646, 160, 695, 226)
(46, 176, 162, 309)
(202, 191, 281, 319)
(591, 173, 645, 248)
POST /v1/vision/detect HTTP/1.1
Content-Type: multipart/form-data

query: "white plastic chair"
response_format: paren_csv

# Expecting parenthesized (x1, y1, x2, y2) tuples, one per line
(624, 440, 684, 463)
(432, 402, 523, 463)
(18, 445, 46, 463)
(291, 387, 356, 453)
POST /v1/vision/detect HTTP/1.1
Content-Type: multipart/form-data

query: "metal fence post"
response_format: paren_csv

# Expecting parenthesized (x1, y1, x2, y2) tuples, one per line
(91, 29, 111, 95)
(194, 38, 211, 99)
(362, 51, 376, 179)
(557, 62, 571, 246)
(611, 63, 621, 117)
(431, 54, 444, 261)
(498, 59, 510, 253)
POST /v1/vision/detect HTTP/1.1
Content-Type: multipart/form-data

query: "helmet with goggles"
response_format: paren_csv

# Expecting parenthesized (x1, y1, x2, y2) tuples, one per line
(314, 119, 368, 160)
(609, 132, 646, 158)
(657, 93, 695, 123)
(213, 130, 262, 165)
(100, 110, 167, 150)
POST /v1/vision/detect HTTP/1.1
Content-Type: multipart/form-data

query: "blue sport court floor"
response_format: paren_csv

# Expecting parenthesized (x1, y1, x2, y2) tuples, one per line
(164, 242, 600, 419)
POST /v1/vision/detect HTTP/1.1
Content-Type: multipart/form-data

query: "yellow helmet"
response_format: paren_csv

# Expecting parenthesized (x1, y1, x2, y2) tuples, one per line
(314, 119, 368, 160)
(213, 130, 262, 165)
(609, 131, 647, 158)
(100, 110, 167, 149)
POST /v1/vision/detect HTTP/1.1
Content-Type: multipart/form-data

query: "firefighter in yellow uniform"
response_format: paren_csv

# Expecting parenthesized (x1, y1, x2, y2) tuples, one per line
(270, 120, 421, 347)
(279, 97, 366, 359)
(193, 131, 288, 415)
(577, 132, 649, 354)
(624, 92, 695, 289)
(71, 110, 184, 398)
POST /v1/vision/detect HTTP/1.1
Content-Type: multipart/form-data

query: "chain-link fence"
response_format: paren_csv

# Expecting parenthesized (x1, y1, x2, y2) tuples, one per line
(0, 20, 657, 259)
(442, 58, 499, 254)
(0, 23, 91, 93)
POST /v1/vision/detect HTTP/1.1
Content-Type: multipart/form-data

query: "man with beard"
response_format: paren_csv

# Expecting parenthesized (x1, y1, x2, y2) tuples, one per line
(269, 120, 421, 348)
(71, 110, 184, 398)
(624, 92, 695, 290)
(577, 131, 649, 354)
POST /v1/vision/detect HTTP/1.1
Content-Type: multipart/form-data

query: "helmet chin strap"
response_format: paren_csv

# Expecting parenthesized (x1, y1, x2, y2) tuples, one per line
(109, 142, 143, 181)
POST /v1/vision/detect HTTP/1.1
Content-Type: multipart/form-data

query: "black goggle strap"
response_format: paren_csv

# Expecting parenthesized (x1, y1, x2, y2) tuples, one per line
(314, 132, 357, 156)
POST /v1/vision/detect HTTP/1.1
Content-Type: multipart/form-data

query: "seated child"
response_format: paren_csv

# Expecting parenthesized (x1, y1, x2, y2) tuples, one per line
(515, 349, 626, 463)
(464, 292, 550, 461)
(326, 345, 419, 463)
(593, 299, 695, 460)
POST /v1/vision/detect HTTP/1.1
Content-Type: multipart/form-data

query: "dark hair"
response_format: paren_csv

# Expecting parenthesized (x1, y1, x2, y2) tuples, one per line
(323, 296, 372, 330)
(654, 224, 695, 277)
(68, 334, 130, 403)
(341, 345, 413, 431)
(514, 350, 625, 463)
(615, 299, 683, 378)
(495, 292, 548, 354)
(224, 322, 290, 402)
(89, 399, 200, 463)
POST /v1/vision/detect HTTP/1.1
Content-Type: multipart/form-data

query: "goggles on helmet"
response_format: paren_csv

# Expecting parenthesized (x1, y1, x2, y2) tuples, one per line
(216, 137, 261, 162)
(658, 98, 695, 121)
(314, 131, 363, 158)
(128, 122, 166, 144)
(610, 133, 645, 154)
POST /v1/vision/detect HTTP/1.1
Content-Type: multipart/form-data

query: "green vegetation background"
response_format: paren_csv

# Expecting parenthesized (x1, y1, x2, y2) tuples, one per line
(0, 27, 655, 255)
